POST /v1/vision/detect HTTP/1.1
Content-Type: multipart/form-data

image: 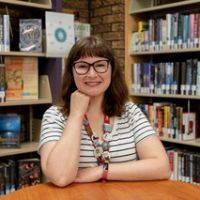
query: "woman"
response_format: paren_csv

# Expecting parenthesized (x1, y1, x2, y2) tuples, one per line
(39, 36, 171, 187)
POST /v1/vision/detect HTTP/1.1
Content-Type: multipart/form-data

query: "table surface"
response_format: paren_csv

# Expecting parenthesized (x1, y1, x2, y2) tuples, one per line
(0, 180, 200, 200)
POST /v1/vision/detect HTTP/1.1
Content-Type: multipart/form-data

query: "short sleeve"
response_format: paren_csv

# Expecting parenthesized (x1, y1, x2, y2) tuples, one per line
(38, 105, 66, 152)
(125, 102, 156, 145)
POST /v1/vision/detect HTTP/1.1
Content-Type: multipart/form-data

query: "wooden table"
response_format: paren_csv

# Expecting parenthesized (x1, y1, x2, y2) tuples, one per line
(0, 180, 200, 200)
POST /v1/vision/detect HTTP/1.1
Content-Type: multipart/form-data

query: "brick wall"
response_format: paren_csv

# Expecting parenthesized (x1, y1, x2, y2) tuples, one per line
(91, 0, 125, 68)
(62, 0, 89, 22)
(62, 0, 125, 68)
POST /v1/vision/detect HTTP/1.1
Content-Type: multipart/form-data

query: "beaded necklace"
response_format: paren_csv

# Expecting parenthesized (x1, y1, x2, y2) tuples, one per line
(83, 114, 112, 165)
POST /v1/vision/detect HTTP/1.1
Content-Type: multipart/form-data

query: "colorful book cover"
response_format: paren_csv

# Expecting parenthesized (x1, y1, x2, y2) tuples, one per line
(19, 19, 42, 52)
(45, 11, 75, 57)
(0, 114, 21, 148)
(5, 57, 38, 100)
(17, 158, 41, 189)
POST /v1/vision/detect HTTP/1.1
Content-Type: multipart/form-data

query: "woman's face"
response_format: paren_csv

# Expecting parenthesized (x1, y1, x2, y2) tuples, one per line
(72, 56, 112, 97)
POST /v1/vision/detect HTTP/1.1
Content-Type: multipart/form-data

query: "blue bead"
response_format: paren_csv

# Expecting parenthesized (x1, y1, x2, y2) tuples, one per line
(103, 124, 112, 132)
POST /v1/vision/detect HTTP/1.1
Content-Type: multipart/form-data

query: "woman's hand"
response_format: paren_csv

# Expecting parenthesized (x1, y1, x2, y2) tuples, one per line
(70, 90, 90, 118)
(74, 166, 103, 183)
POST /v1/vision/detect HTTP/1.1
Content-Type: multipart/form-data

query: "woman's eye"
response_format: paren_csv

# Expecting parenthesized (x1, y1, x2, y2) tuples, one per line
(78, 65, 88, 69)
(95, 64, 104, 68)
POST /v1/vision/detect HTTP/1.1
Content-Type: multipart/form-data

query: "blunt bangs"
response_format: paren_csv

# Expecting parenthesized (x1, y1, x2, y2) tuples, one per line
(72, 37, 114, 62)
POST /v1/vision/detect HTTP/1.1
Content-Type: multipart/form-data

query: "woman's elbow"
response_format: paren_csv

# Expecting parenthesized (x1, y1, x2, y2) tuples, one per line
(158, 161, 172, 180)
(47, 175, 75, 187)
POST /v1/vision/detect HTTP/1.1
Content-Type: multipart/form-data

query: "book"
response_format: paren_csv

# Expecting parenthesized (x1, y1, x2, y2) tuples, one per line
(0, 164, 5, 195)
(5, 56, 38, 100)
(19, 19, 42, 52)
(1, 159, 16, 194)
(180, 61, 187, 95)
(0, 15, 3, 51)
(45, 11, 75, 57)
(191, 58, 197, 95)
(0, 114, 21, 148)
(186, 59, 192, 95)
(182, 112, 196, 141)
(3, 15, 10, 52)
(0, 63, 6, 102)
(17, 158, 41, 189)
(197, 61, 200, 96)
(74, 21, 90, 42)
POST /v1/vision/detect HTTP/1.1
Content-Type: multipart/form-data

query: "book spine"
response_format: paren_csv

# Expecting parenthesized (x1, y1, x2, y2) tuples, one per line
(180, 61, 186, 95)
(191, 59, 197, 95)
(183, 15, 189, 49)
(0, 63, 6, 102)
(3, 15, 10, 52)
(189, 13, 195, 48)
(186, 59, 192, 95)
(0, 15, 3, 51)
(196, 61, 200, 96)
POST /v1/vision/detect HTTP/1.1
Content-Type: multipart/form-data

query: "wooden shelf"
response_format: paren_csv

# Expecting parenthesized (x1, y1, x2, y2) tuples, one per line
(129, 92, 200, 100)
(0, 142, 38, 157)
(130, 0, 200, 14)
(0, 51, 46, 57)
(0, 99, 51, 106)
(0, 0, 52, 9)
(130, 48, 200, 55)
(161, 137, 200, 148)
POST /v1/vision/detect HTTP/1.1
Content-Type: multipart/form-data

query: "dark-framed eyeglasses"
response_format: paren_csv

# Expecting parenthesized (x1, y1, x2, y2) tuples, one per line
(73, 59, 110, 75)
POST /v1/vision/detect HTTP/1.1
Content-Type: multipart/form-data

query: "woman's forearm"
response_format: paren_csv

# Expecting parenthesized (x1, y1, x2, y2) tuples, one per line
(43, 114, 84, 186)
(107, 158, 171, 181)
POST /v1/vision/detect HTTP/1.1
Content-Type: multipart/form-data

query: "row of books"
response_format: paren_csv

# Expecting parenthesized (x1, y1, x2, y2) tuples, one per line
(0, 12, 90, 54)
(131, 12, 200, 52)
(0, 14, 42, 53)
(132, 59, 200, 96)
(167, 148, 200, 184)
(0, 158, 41, 195)
(138, 102, 198, 141)
(0, 56, 38, 102)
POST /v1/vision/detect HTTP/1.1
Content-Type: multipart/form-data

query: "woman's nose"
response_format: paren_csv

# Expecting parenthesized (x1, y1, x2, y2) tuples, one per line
(87, 66, 98, 76)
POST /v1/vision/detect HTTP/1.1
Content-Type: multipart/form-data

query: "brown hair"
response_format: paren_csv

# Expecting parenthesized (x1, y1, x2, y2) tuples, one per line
(58, 35, 129, 117)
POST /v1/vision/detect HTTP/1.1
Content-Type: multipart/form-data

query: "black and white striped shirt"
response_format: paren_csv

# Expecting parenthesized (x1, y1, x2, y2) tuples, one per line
(39, 102, 155, 168)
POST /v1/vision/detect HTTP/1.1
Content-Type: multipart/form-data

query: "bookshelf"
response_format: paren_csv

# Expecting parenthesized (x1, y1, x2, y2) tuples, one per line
(125, 0, 200, 184)
(0, 0, 52, 157)
(125, 0, 200, 147)
(0, 0, 52, 9)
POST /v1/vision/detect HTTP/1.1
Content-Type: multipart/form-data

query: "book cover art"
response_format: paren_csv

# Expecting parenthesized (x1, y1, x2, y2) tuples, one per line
(74, 21, 90, 42)
(0, 114, 21, 148)
(17, 158, 41, 189)
(19, 19, 42, 52)
(5, 57, 38, 100)
(45, 11, 75, 57)
(182, 112, 196, 141)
